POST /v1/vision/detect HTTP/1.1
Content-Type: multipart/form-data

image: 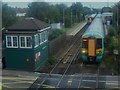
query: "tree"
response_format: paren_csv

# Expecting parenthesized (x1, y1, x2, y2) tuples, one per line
(70, 2, 83, 22)
(48, 5, 60, 23)
(26, 2, 49, 22)
(83, 7, 92, 15)
(2, 3, 17, 28)
(102, 7, 112, 13)
(55, 4, 67, 23)
(26, 2, 93, 28)
(27, 2, 61, 23)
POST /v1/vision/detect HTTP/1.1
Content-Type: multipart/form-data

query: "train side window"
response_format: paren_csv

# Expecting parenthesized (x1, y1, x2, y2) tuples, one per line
(96, 38, 102, 49)
(82, 39, 88, 48)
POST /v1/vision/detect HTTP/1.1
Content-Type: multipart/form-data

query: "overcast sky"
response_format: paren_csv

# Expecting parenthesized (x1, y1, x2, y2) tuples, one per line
(3, 0, 119, 9)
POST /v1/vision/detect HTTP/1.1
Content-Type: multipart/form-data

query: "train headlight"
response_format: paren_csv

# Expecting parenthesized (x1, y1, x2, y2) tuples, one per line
(97, 51, 102, 55)
(82, 50, 86, 53)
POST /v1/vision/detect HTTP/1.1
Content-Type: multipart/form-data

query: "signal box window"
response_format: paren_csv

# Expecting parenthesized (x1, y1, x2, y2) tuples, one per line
(6, 36, 18, 48)
(26, 37, 32, 47)
(45, 31, 48, 41)
(96, 38, 102, 49)
(20, 36, 32, 48)
(34, 34, 39, 48)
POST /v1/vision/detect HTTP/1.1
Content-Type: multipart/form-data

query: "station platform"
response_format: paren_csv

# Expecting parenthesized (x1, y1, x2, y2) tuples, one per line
(66, 21, 87, 36)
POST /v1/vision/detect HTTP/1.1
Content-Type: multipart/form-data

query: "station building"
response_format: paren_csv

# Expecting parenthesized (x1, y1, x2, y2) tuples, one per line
(102, 12, 113, 25)
(2, 17, 50, 71)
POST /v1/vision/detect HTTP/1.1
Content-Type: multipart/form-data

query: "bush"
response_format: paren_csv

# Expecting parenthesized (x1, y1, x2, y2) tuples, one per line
(48, 29, 65, 41)
(108, 27, 116, 37)
(104, 55, 114, 68)
(48, 56, 57, 65)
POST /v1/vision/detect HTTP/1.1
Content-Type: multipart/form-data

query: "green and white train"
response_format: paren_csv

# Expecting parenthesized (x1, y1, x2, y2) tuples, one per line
(81, 14, 104, 62)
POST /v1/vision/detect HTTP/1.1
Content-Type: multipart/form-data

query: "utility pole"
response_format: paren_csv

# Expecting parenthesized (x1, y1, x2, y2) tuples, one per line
(116, 3, 120, 75)
(117, 4, 119, 28)
(71, 9, 72, 27)
(107, 0, 109, 7)
(76, 10, 77, 22)
(63, 8, 65, 28)
(90, 4, 92, 13)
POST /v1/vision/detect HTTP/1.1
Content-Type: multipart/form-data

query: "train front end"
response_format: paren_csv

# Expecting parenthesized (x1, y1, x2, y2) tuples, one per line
(81, 35, 104, 62)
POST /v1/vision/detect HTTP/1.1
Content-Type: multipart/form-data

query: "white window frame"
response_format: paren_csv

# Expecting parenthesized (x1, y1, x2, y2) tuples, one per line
(45, 31, 48, 42)
(19, 36, 32, 48)
(38, 31, 48, 45)
(6, 36, 18, 48)
(34, 34, 39, 48)
(39, 33, 43, 45)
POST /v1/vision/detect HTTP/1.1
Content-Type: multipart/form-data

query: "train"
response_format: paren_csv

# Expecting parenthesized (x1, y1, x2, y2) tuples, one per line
(86, 14, 96, 25)
(81, 14, 104, 62)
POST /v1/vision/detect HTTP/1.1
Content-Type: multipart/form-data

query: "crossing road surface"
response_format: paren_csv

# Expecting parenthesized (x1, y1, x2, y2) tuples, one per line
(1, 75, 37, 89)
(1, 73, 120, 89)
(29, 73, 119, 89)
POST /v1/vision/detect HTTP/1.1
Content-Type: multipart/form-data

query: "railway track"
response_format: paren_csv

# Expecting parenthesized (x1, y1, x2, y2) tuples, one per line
(28, 24, 89, 89)
(77, 62, 101, 89)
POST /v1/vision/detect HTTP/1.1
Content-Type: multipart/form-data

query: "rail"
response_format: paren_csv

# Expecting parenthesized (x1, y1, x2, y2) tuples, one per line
(28, 23, 89, 90)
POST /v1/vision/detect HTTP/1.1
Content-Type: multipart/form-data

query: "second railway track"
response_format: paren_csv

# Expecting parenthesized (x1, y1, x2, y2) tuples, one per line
(28, 24, 89, 89)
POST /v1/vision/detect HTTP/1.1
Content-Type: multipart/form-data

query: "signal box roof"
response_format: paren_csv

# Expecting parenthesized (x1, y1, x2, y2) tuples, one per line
(6, 17, 50, 31)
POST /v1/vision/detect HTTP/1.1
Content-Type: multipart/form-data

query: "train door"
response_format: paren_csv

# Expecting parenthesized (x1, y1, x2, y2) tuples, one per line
(88, 39, 95, 56)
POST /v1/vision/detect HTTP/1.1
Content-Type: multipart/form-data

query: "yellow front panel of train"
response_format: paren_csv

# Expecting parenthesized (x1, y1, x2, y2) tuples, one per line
(88, 40, 95, 56)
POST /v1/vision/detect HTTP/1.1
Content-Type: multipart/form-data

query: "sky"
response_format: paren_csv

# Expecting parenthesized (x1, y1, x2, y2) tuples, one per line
(2, 0, 120, 9)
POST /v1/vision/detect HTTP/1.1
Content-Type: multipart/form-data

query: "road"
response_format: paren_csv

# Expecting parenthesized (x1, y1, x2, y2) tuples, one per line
(2, 75, 37, 89)
(28, 73, 119, 89)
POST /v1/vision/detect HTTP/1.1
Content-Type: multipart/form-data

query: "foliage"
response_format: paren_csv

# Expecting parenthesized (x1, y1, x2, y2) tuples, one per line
(26, 2, 93, 28)
(104, 55, 114, 68)
(101, 7, 112, 13)
(2, 2, 97, 28)
(48, 56, 57, 65)
(108, 27, 116, 36)
(106, 27, 118, 54)
(48, 29, 65, 41)
(104, 54, 118, 75)
(2, 3, 18, 28)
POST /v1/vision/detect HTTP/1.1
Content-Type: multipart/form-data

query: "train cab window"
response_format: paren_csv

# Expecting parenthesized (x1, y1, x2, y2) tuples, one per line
(96, 38, 102, 49)
(82, 39, 88, 48)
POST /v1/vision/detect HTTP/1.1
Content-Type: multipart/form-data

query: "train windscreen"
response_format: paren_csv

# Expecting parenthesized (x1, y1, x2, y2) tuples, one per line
(82, 39, 88, 48)
(96, 38, 102, 49)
